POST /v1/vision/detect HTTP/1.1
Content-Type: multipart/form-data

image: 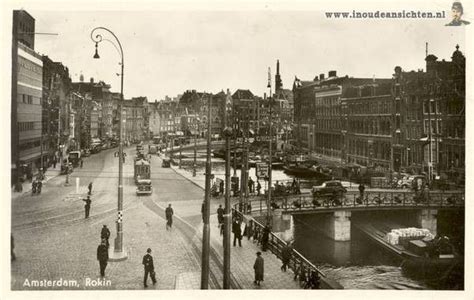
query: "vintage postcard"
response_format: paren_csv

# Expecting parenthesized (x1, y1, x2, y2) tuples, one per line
(1, 0, 472, 299)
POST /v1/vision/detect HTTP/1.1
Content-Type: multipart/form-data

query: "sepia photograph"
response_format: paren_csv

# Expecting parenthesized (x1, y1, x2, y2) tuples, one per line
(1, 0, 472, 298)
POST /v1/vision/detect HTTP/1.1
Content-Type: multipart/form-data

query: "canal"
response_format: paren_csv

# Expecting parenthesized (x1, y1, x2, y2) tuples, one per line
(179, 154, 463, 290)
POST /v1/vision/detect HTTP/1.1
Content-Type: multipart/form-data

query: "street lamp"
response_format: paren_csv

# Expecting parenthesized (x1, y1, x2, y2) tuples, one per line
(91, 27, 127, 261)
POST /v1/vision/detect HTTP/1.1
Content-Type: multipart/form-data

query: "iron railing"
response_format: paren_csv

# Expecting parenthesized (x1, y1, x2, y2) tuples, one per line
(232, 208, 344, 289)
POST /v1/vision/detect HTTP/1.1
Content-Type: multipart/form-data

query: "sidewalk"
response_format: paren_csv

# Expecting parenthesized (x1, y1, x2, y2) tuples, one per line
(11, 165, 62, 200)
(169, 160, 301, 289)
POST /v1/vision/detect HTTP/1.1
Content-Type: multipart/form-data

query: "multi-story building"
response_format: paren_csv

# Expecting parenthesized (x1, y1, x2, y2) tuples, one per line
(12, 10, 45, 184)
(293, 71, 389, 160)
(42, 56, 72, 164)
(123, 97, 149, 142)
(232, 89, 258, 136)
(394, 45, 465, 182)
(341, 82, 393, 171)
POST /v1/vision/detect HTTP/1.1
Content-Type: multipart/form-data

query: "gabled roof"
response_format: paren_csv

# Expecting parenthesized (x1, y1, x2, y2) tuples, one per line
(232, 89, 254, 100)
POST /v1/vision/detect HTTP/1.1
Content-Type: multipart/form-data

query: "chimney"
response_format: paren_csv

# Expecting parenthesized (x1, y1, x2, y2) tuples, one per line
(313, 75, 319, 81)
(90, 77, 94, 83)
(319, 73, 325, 80)
(328, 70, 337, 77)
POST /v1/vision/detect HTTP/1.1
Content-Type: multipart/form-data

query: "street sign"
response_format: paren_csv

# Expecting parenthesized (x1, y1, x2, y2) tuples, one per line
(256, 163, 269, 178)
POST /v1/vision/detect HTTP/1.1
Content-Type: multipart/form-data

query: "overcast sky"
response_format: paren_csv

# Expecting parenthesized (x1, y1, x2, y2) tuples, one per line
(24, 3, 466, 100)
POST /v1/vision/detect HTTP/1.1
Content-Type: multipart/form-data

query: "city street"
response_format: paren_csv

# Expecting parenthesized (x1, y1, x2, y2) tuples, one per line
(11, 147, 203, 290)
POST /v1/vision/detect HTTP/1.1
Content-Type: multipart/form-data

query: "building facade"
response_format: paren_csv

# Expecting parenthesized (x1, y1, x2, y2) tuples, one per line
(12, 10, 45, 183)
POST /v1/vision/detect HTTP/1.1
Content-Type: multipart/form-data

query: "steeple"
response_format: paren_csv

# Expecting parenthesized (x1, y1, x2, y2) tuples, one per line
(275, 59, 282, 91)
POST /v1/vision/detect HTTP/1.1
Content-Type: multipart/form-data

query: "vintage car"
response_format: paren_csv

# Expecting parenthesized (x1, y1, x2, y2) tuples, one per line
(161, 158, 171, 168)
(312, 180, 347, 198)
(136, 179, 152, 195)
(68, 151, 82, 167)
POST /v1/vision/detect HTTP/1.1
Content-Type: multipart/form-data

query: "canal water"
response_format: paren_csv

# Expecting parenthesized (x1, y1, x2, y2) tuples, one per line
(179, 155, 443, 290)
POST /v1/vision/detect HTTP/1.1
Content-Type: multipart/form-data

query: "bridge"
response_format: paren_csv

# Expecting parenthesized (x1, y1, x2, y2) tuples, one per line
(240, 189, 465, 214)
(235, 189, 464, 242)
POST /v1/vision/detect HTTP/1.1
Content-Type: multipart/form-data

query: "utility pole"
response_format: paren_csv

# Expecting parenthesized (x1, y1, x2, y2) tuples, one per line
(201, 94, 212, 289)
(267, 67, 273, 223)
(223, 89, 232, 289)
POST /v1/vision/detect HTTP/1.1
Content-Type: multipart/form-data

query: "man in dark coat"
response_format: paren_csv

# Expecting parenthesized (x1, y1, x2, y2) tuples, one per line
(217, 204, 224, 226)
(82, 196, 91, 218)
(256, 181, 261, 196)
(97, 239, 109, 277)
(261, 224, 270, 251)
(101, 225, 111, 248)
(219, 180, 224, 195)
(253, 252, 264, 286)
(232, 219, 242, 247)
(165, 204, 174, 230)
(358, 183, 365, 202)
(142, 248, 157, 287)
(281, 242, 293, 271)
(88, 182, 93, 195)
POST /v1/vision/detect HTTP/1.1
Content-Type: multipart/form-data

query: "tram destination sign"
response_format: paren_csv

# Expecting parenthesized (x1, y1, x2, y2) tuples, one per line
(256, 163, 269, 178)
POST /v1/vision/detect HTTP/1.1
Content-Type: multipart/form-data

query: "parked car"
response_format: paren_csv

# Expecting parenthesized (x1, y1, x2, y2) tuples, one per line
(161, 158, 171, 168)
(398, 175, 425, 189)
(82, 149, 91, 157)
(312, 180, 347, 198)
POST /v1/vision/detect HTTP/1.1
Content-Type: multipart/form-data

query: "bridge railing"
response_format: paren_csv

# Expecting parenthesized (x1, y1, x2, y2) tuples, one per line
(235, 190, 464, 214)
(232, 208, 343, 289)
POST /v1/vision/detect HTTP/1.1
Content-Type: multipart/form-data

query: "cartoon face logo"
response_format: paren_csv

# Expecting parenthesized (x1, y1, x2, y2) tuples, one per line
(446, 2, 470, 26)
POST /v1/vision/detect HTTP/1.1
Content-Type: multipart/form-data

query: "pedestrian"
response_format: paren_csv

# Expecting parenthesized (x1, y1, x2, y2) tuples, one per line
(83, 195, 92, 218)
(97, 239, 109, 277)
(256, 180, 261, 196)
(36, 180, 42, 194)
(217, 204, 224, 226)
(305, 271, 321, 289)
(261, 223, 270, 251)
(88, 182, 93, 195)
(165, 204, 174, 230)
(253, 226, 260, 244)
(358, 183, 365, 202)
(248, 177, 254, 194)
(232, 218, 242, 247)
(32, 180, 37, 194)
(142, 248, 157, 287)
(253, 251, 264, 286)
(101, 225, 111, 248)
(281, 241, 293, 271)
(80, 159, 84, 168)
(11, 235, 16, 261)
(219, 180, 224, 196)
(53, 156, 57, 169)
(245, 220, 253, 240)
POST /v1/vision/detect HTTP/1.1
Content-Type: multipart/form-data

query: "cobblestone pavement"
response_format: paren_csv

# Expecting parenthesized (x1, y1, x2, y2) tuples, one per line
(151, 155, 301, 289)
(11, 147, 202, 290)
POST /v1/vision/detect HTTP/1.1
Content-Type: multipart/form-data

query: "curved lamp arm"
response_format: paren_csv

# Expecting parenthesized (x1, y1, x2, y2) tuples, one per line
(90, 27, 124, 65)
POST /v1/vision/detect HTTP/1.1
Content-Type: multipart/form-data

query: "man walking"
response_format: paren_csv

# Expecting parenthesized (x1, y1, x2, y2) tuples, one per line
(261, 223, 270, 251)
(256, 180, 261, 196)
(101, 225, 111, 248)
(82, 195, 91, 219)
(97, 239, 108, 277)
(142, 248, 157, 287)
(232, 218, 242, 247)
(253, 252, 264, 286)
(88, 182, 93, 195)
(281, 241, 293, 272)
(217, 204, 224, 227)
(358, 183, 365, 204)
(165, 204, 174, 230)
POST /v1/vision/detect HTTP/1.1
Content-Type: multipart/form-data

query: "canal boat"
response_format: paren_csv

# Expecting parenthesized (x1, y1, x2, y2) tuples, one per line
(283, 162, 333, 179)
(352, 221, 460, 283)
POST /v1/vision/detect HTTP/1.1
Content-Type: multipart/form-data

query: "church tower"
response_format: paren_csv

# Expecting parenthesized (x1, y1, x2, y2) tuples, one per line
(275, 59, 283, 92)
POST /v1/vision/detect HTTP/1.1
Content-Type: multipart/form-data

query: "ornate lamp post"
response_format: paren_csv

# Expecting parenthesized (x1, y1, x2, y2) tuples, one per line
(91, 27, 127, 261)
